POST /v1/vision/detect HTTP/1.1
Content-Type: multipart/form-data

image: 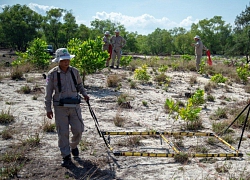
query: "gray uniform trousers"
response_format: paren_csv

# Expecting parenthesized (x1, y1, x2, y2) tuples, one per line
(195, 54, 202, 71)
(54, 105, 84, 158)
(111, 47, 122, 67)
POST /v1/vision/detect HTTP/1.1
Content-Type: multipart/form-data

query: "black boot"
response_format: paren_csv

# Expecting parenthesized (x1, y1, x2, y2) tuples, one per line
(71, 147, 79, 157)
(61, 154, 72, 167)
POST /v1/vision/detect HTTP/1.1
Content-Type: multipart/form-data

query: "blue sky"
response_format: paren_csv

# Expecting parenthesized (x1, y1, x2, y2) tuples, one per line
(1, 0, 249, 35)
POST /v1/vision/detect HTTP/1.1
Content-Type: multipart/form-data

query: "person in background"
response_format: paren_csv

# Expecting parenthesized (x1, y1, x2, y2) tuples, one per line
(102, 31, 112, 67)
(191, 35, 208, 73)
(110, 29, 126, 69)
(45, 48, 89, 167)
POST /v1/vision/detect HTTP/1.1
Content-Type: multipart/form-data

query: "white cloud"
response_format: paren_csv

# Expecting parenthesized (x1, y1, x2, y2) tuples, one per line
(179, 16, 199, 27)
(0, 3, 199, 35)
(28, 3, 57, 15)
(93, 12, 198, 35)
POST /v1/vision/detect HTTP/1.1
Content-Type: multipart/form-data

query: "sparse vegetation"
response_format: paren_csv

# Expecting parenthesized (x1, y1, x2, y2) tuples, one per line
(107, 74, 120, 87)
(0, 52, 250, 179)
(174, 152, 189, 164)
(19, 84, 31, 94)
(210, 107, 228, 120)
(42, 120, 56, 132)
(1, 127, 14, 140)
(113, 114, 126, 127)
(0, 109, 15, 124)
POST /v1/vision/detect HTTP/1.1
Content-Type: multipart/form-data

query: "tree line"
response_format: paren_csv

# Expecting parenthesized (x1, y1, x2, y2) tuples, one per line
(0, 3, 250, 60)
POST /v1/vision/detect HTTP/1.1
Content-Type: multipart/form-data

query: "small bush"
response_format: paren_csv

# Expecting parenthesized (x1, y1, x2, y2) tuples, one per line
(117, 93, 132, 108)
(32, 95, 38, 100)
(129, 81, 137, 89)
(207, 95, 215, 102)
(154, 73, 170, 86)
(186, 119, 203, 130)
(174, 152, 189, 164)
(42, 120, 56, 132)
(204, 82, 217, 93)
(207, 137, 218, 145)
(19, 85, 31, 94)
(134, 64, 150, 82)
(189, 75, 197, 85)
(120, 55, 132, 68)
(210, 107, 228, 120)
(0, 110, 15, 124)
(222, 134, 235, 144)
(212, 121, 229, 134)
(107, 74, 120, 87)
(127, 136, 141, 146)
(10, 68, 23, 80)
(211, 73, 227, 84)
(22, 133, 40, 147)
(215, 163, 229, 173)
(113, 114, 126, 127)
(194, 145, 208, 153)
(1, 127, 14, 140)
(158, 65, 168, 73)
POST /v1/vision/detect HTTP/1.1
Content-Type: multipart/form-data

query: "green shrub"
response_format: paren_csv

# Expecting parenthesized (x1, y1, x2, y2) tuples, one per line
(67, 37, 108, 83)
(211, 73, 227, 83)
(19, 85, 31, 94)
(134, 64, 150, 82)
(158, 65, 168, 73)
(181, 54, 192, 61)
(189, 89, 205, 106)
(120, 55, 132, 68)
(13, 38, 51, 69)
(0, 110, 15, 124)
(236, 65, 250, 84)
(154, 73, 170, 85)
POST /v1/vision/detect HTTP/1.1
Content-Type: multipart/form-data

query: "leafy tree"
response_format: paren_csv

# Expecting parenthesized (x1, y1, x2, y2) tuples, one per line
(42, 8, 64, 49)
(67, 37, 109, 83)
(171, 27, 190, 55)
(90, 19, 116, 36)
(76, 24, 90, 41)
(190, 16, 232, 55)
(90, 19, 126, 40)
(0, 4, 43, 51)
(147, 28, 165, 55)
(136, 34, 150, 54)
(233, 4, 250, 63)
(60, 11, 78, 47)
(124, 32, 138, 53)
(13, 38, 51, 69)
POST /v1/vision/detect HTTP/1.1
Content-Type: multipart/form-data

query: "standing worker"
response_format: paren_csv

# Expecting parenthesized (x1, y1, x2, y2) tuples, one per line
(103, 31, 112, 67)
(110, 29, 126, 69)
(191, 35, 208, 73)
(45, 48, 90, 167)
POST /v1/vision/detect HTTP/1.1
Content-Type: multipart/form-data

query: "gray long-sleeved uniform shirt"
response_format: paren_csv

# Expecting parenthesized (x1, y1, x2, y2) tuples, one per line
(194, 39, 207, 55)
(110, 35, 126, 51)
(102, 36, 110, 51)
(45, 66, 87, 112)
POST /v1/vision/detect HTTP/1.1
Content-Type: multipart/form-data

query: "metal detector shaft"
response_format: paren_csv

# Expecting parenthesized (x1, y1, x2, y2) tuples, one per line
(86, 101, 113, 151)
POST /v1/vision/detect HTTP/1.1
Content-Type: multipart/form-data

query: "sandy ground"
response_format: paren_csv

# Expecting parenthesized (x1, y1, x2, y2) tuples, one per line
(0, 53, 250, 179)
